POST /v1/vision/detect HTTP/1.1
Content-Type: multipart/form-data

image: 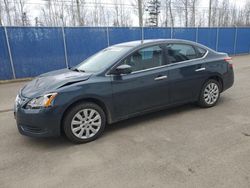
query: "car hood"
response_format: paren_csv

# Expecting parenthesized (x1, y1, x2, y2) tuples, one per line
(21, 68, 92, 98)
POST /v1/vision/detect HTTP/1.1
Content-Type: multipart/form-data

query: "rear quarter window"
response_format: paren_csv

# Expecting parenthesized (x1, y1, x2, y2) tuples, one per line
(196, 47, 207, 58)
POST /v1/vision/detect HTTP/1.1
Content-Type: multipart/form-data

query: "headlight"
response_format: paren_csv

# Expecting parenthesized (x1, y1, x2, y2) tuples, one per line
(15, 95, 19, 104)
(26, 93, 58, 109)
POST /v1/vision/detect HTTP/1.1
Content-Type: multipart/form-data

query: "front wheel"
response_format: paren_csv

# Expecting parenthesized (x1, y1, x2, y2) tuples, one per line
(63, 102, 106, 143)
(198, 79, 221, 108)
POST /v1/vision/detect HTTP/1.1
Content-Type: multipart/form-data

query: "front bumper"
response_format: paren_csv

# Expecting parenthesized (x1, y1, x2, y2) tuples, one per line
(15, 106, 62, 138)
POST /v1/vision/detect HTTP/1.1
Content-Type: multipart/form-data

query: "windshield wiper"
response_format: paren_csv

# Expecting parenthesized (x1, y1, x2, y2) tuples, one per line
(69, 67, 85, 72)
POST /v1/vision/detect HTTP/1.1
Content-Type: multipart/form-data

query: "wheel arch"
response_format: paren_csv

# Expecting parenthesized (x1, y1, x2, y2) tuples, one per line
(206, 75, 224, 92)
(60, 97, 112, 135)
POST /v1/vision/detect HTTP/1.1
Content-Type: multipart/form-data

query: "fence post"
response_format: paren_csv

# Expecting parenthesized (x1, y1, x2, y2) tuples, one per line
(196, 27, 199, 42)
(216, 27, 219, 51)
(106, 27, 110, 46)
(141, 26, 144, 43)
(61, 26, 69, 68)
(4, 27, 16, 79)
(171, 27, 173, 39)
(233, 26, 238, 55)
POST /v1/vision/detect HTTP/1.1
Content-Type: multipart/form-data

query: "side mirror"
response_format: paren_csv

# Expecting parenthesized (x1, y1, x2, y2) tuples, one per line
(111, 64, 132, 75)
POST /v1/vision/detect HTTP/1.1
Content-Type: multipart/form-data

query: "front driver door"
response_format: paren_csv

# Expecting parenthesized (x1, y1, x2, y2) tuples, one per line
(110, 45, 170, 119)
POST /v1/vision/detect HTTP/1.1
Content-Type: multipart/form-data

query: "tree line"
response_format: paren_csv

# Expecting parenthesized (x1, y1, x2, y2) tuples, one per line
(0, 0, 250, 27)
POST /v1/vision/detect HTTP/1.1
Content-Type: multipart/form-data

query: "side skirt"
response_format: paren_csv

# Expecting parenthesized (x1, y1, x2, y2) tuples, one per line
(110, 99, 196, 124)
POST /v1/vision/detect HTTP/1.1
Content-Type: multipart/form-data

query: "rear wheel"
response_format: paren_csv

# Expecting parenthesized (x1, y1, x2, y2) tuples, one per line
(63, 102, 106, 143)
(198, 79, 221, 108)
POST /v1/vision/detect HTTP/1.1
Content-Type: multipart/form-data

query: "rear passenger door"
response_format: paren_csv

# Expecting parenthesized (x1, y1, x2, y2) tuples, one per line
(165, 43, 208, 103)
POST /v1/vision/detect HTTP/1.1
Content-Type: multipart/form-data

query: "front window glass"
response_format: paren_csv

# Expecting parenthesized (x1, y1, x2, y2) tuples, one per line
(122, 45, 163, 72)
(75, 46, 131, 72)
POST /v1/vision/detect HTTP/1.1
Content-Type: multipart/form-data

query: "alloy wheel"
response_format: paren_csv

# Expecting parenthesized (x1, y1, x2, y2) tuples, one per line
(71, 109, 102, 139)
(203, 82, 219, 105)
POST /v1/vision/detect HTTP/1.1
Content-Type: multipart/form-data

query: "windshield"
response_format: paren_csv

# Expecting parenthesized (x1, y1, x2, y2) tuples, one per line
(75, 46, 132, 72)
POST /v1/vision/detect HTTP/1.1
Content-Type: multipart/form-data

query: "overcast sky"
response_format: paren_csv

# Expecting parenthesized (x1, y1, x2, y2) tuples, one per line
(26, 0, 249, 26)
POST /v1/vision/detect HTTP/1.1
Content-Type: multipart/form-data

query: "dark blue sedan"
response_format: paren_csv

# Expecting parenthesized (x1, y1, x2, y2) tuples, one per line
(14, 39, 234, 143)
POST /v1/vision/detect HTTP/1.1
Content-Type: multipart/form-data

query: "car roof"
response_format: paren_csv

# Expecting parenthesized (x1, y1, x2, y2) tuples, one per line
(113, 39, 214, 52)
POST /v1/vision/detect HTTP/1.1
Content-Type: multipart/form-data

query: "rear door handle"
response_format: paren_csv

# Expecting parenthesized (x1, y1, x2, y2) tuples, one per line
(195, 67, 206, 72)
(154, 75, 167, 81)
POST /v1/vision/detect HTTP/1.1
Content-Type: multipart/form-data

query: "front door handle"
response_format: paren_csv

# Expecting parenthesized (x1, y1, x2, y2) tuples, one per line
(154, 75, 167, 81)
(195, 67, 206, 72)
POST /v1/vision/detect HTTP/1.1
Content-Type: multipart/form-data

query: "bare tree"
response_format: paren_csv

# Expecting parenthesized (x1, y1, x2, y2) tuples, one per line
(76, 0, 86, 26)
(35, 17, 43, 27)
(184, 0, 188, 27)
(217, 0, 230, 26)
(160, 0, 170, 27)
(211, 0, 218, 26)
(76, 0, 81, 25)
(113, 0, 121, 26)
(0, 2, 3, 25)
(131, 0, 147, 26)
(174, 0, 189, 27)
(19, 0, 26, 26)
(169, 0, 174, 27)
(3, 0, 12, 25)
(112, 0, 132, 27)
(208, 0, 212, 27)
(189, 0, 197, 26)
(245, 2, 250, 26)
(0, 0, 250, 27)
(40, 0, 69, 26)
(15, 0, 30, 26)
(160, 0, 175, 27)
(138, 0, 143, 27)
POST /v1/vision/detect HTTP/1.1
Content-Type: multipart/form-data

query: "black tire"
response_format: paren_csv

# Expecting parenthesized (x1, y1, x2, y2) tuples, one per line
(198, 79, 221, 108)
(63, 102, 106, 144)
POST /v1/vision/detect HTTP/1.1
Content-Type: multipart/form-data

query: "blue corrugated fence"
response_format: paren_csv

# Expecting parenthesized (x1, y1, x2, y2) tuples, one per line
(0, 27, 250, 80)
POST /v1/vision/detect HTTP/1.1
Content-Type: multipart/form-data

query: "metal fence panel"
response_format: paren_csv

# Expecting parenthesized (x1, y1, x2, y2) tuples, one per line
(64, 27, 108, 67)
(197, 28, 217, 50)
(144, 27, 171, 39)
(0, 28, 13, 80)
(235, 28, 250, 54)
(7, 27, 66, 78)
(172, 27, 196, 41)
(217, 28, 236, 54)
(1, 26, 250, 80)
(109, 27, 141, 45)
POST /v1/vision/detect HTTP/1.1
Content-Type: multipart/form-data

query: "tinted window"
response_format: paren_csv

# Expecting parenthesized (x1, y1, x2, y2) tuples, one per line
(166, 44, 197, 63)
(122, 45, 163, 72)
(196, 47, 207, 58)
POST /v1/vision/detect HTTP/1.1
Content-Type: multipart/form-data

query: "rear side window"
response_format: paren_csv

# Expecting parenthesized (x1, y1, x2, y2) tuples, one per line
(165, 43, 204, 64)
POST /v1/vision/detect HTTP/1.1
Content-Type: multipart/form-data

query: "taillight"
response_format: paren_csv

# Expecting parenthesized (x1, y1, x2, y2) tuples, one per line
(224, 57, 233, 68)
(224, 57, 232, 63)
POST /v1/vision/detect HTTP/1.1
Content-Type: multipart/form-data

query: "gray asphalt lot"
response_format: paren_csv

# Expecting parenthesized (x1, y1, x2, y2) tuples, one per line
(0, 55, 250, 188)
